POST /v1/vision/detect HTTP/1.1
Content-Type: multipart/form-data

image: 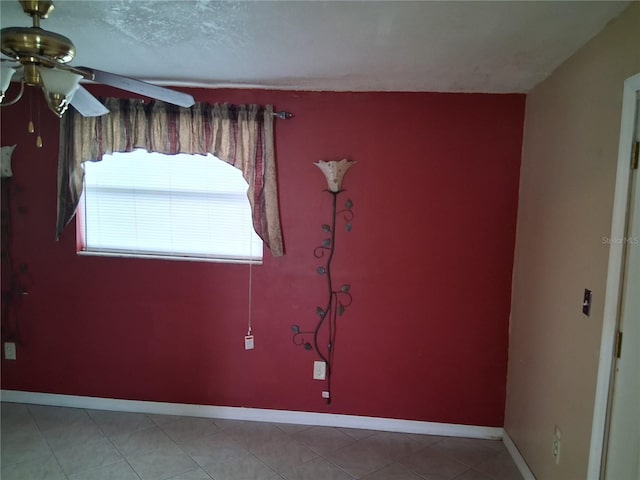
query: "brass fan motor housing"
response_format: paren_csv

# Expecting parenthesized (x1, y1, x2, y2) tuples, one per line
(1, 26, 76, 65)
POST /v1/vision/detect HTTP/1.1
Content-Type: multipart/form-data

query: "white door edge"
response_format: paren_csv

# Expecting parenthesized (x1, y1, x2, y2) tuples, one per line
(587, 71, 640, 480)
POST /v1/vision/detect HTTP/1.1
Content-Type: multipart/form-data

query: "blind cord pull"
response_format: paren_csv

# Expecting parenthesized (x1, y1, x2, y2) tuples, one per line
(244, 227, 255, 350)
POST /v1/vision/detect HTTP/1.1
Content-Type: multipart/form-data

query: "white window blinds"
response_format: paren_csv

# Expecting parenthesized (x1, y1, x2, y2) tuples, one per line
(81, 150, 262, 263)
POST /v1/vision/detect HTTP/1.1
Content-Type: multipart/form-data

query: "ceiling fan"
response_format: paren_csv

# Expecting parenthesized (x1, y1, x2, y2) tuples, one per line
(0, 0, 195, 118)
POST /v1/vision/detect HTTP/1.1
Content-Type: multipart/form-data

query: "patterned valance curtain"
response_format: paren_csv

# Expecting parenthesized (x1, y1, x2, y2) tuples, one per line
(57, 98, 284, 256)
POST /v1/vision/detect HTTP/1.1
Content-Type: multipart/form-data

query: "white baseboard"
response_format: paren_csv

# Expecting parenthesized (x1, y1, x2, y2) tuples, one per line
(1, 389, 503, 440)
(503, 429, 537, 480)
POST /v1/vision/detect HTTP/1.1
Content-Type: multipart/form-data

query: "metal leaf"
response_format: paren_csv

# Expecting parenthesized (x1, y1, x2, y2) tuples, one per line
(316, 307, 326, 317)
(291, 325, 300, 334)
(322, 238, 331, 248)
(317, 267, 326, 275)
(341, 284, 350, 292)
(337, 304, 345, 316)
(322, 224, 331, 232)
(304, 343, 313, 351)
(345, 199, 353, 209)
(345, 223, 352, 232)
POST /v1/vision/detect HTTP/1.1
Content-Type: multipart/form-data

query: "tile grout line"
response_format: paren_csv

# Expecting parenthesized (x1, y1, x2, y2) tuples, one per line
(235, 421, 306, 480)
(82, 406, 146, 480)
(155, 414, 241, 480)
(0, 405, 52, 475)
(290, 426, 360, 479)
(25, 404, 71, 480)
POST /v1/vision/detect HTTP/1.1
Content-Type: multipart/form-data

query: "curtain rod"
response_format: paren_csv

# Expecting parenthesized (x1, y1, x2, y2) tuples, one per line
(273, 111, 293, 120)
(105, 98, 293, 119)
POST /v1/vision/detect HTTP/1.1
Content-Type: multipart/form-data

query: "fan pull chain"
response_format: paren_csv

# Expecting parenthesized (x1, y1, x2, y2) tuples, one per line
(28, 88, 35, 134)
(26, 89, 42, 147)
(36, 93, 43, 148)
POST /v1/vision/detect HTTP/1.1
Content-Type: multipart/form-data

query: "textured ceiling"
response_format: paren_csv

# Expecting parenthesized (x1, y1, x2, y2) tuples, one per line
(0, 0, 631, 92)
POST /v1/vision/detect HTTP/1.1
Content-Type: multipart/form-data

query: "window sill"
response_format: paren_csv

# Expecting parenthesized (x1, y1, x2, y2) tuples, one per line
(77, 249, 263, 265)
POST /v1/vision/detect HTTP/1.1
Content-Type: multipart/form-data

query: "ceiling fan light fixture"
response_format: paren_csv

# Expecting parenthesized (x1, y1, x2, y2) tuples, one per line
(38, 66, 81, 117)
(0, 0, 195, 118)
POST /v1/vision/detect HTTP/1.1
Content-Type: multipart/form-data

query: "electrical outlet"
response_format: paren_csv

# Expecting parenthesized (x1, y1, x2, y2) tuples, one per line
(553, 425, 562, 464)
(313, 361, 326, 380)
(322, 391, 330, 399)
(4, 342, 16, 360)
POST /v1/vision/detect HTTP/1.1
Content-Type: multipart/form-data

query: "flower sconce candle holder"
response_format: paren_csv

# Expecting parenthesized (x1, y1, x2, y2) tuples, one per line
(292, 159, 355, 404)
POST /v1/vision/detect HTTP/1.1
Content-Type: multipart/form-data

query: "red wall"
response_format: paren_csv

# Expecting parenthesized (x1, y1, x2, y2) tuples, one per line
(0, 86, 524, 427)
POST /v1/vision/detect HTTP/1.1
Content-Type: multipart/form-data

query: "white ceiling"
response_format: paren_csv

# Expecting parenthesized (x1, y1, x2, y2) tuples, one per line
(0, 0, 631, 93)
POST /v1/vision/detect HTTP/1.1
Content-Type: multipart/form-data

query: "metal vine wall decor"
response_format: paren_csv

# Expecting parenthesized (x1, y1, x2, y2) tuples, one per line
(292, 159, 355, 404)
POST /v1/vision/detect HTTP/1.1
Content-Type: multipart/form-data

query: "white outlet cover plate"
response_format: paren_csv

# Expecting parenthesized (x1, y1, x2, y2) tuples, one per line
(4, 342, 16, 360)
(313, 361, 326, 380)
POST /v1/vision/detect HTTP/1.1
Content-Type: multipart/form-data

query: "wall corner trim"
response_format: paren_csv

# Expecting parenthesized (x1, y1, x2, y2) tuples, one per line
(503, 429, 537, 480)
(1, 389, 503, 440)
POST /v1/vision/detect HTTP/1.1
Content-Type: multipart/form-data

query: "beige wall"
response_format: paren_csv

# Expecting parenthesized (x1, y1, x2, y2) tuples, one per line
(505, 3, 640, 480)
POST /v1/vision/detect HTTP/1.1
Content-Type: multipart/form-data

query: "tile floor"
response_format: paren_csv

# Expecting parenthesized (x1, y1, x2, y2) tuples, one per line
(0, 402, 524, 480)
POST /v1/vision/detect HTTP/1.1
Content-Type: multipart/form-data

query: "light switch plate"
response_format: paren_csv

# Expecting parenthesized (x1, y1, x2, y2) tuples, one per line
(583, 289, 592, 316)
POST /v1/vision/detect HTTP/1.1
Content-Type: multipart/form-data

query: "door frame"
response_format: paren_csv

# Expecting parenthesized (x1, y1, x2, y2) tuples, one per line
(587, 71, 640, 480)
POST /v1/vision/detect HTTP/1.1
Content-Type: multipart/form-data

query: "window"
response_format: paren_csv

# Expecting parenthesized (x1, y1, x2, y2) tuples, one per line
(80, 150, 263, 263)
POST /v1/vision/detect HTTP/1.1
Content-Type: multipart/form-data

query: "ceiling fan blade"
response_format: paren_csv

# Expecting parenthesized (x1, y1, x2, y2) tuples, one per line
(70, 86, 110, 117)
(79, 67, 195, 108)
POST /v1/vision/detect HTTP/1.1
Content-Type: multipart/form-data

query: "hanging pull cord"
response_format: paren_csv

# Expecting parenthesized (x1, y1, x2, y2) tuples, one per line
(244, 225, 255, 351)
(248, 227, 253, 337)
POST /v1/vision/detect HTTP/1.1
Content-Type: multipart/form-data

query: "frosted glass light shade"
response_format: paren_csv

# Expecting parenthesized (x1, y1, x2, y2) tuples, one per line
(38, 67, 82, 97)
(0, 65, 16, 101)
(38, 66, 82, 117)
(314, 159, 355, 192)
